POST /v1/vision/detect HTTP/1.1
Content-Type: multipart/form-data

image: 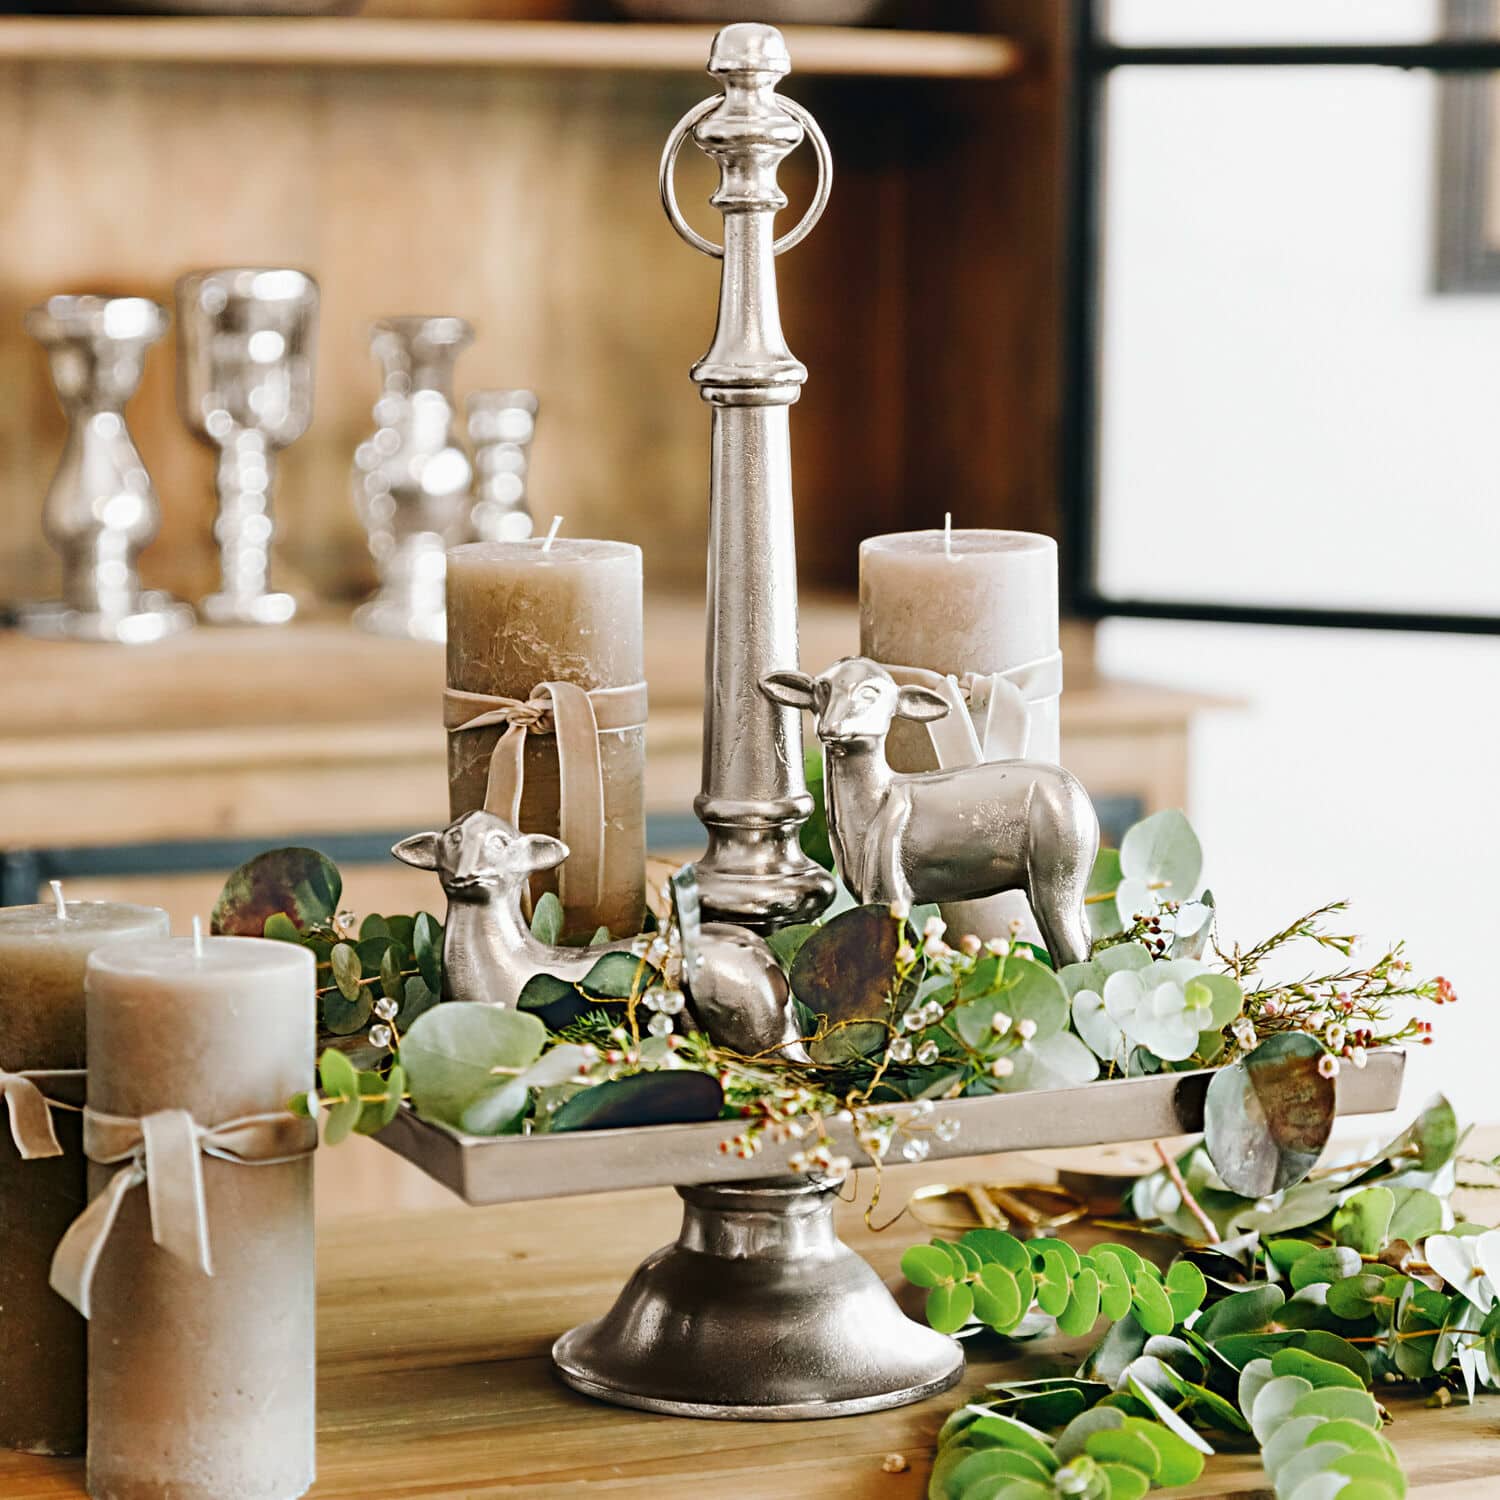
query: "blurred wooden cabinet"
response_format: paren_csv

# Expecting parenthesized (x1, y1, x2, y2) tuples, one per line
(0, 2, 1062, 609)
(0, 3, 1219, 926)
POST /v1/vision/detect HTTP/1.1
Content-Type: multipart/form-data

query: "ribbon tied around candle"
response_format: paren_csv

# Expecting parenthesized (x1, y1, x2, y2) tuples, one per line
(882, 652, 1063, 765)
(49, 1107, 318, 1318)
(0, 1068, 84, 1160)
(444, 680, 648, 913)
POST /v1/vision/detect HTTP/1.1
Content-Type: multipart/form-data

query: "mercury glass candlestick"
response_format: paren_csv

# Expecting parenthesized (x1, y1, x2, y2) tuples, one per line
(83, 935, 315, 1500)
(352, 316, 474, 642)
(0, 899, 168, 1457)
(176, 268, 319, 627)
(860, 529, 1062, 942)
(467, 389, 538, 542)
(446, 538, 646, 938)
(20, 296, 194, 645)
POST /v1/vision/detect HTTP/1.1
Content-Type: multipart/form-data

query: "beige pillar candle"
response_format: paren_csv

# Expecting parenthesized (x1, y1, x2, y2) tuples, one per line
(860, 529, 1062, 944)
(446, 538, 646, 938)
(84, 936, 315, 1500)
(0, 898, 168, 1457)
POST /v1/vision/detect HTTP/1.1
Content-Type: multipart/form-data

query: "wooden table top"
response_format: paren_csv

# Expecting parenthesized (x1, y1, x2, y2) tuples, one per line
(1, 1131, 1496, 1499)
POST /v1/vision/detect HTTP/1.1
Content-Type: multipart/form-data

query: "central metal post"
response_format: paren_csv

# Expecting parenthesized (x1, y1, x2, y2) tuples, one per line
(664, 22, 836, 931)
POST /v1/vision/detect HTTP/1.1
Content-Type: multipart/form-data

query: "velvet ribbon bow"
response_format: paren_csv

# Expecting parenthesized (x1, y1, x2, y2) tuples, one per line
(884, 651, 1063, 766)
(49, 1107, 317, 1318)
(0, 1068, 84, 1160)
(443, 680, 647, 913)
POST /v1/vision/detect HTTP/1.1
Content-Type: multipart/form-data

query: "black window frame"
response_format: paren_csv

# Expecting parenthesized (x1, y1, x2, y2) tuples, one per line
(1060, 0, 1500, 635)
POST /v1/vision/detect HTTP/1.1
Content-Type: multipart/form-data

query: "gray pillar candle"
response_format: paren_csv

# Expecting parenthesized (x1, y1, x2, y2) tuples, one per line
(860, 530, 1062, 945)
(83, 936, 315, 1500)
(446, 538, 647, 938)
(0, 899, 168, 1457)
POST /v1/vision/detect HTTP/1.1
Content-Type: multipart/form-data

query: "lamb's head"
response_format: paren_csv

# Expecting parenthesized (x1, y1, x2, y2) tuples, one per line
(391, 810, 568, 902)
(761, 657, 949, 746)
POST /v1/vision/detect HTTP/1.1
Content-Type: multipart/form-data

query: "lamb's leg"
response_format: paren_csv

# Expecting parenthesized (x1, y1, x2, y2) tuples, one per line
(1023, 778, 1099, 970)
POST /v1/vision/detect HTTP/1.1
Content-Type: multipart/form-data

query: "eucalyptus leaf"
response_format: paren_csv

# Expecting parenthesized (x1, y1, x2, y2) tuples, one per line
(330, 943, 363, 1002)
(320, 986, 374, 1036)
(1332, 1187, 1396, 1257)
(789, 903, 914, 1029)
(401, 1004, 546, 1130)
(413, 912, 443, 994)
(262, 912, 302, 944)
(1119, 808, 1202, 904)
(581, 951, 656, 1000)
(549, 1071, 723, 1132)
(210, 845, 342, 936)
(1203, 1032, 1336, 1198)
(458, 1081, 529, 1136)
(530, 891, 565, 946)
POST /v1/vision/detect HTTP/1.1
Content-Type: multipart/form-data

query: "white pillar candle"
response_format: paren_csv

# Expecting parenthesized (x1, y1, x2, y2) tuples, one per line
(446, 538, 646, 939)
(859, 529, 1062, 944)
(84, 936, 315, 1500)
(0, 899, 168, 1456)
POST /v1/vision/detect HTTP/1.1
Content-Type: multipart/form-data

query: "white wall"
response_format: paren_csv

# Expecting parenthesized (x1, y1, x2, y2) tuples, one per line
(1096, 618, 1497, 1122)
(1095, 13, 1498, 1120)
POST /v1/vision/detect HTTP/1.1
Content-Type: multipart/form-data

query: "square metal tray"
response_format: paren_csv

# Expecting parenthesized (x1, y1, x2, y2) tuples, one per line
(377, 1048, 1407, 1206)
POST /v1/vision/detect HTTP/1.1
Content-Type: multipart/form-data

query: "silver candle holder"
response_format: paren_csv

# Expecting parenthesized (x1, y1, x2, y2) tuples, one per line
(351, 316, 475, 643)
(548, 24, 958, 1422)
(20, 296, 194, 645)
(176, 268, 318, 627)
(466, 389, 538, 542)
(664, 21, 836, 933)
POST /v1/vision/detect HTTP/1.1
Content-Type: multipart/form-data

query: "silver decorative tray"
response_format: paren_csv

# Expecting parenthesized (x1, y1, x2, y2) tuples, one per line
(377, 1048, 1406, 1207)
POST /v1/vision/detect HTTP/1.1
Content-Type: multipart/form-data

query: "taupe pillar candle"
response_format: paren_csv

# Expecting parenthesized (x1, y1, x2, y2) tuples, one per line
(860, 529, 1061, 945)
(84, 936, 315, 1500)
(0, 899, 168, 1456)
(446, 538, 646, 938)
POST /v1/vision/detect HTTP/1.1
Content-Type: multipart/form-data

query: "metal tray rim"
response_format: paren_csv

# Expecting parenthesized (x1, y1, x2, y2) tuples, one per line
(376, 1048, 1407, 1207)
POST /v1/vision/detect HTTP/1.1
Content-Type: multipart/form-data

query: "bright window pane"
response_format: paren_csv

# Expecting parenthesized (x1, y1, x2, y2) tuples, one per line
(1096, 65, 1500, 617)
(1105, 0, 1469, 45)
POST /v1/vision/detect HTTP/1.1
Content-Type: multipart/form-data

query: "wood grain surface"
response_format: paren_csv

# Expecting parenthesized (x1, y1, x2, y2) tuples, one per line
(0, 1130, 1495, 1498)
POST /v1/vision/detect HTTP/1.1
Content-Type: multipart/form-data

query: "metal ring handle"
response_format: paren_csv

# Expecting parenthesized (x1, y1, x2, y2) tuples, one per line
(659, 96, 833, 261)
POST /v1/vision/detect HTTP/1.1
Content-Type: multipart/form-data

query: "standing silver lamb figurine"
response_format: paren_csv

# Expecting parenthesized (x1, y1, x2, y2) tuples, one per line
(663, 21, 836, 933)
(763, 658, 1099, 967)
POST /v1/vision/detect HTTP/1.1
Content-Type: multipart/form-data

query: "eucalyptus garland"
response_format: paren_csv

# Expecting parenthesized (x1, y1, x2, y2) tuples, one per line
(211, 806, 1445, 1199)
(912, 1094, 1489, 1500)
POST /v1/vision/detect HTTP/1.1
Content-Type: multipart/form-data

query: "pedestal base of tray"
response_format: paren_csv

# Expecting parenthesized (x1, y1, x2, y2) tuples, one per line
(552, 1176, 963, 1420)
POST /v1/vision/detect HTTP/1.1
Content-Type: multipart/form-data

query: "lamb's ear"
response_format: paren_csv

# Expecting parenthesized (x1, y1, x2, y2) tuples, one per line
(760, 671, 817, 710)
(509, 833, 569, 875)
(895, 684, 951, 723)
(391, 831, 440, 870)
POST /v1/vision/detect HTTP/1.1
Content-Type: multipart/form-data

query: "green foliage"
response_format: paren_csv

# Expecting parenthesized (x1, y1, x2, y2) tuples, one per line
(905, 1229, 1206, 1342)
(919, 1095, 1498, 1500)
(211, 846, 342, 937)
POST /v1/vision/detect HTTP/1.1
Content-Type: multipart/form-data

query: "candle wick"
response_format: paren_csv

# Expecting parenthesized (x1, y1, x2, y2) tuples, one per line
(49, 879, 66, 921)
(542, 515, 563, 552)
(192, 915, 204, 960)
(944, 512, 955, 561)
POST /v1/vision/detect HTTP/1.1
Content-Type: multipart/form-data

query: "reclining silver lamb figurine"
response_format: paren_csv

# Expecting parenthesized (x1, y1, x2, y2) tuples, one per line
(761, 657, 1098, 968)
(392, 810, 805, 1059)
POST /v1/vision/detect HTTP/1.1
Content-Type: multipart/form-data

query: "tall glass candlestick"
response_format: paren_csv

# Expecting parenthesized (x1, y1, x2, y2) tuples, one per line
(0, 898, 168, 1456)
